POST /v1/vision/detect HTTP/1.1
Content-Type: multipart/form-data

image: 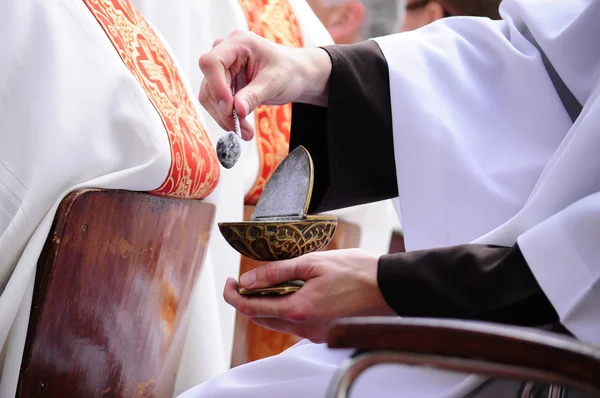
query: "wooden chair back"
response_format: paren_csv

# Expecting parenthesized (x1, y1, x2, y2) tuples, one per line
(17, 189, 214, 397)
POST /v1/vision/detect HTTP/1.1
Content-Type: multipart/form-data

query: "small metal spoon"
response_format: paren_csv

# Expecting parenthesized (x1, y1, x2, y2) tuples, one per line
(216, 81, 244, 169)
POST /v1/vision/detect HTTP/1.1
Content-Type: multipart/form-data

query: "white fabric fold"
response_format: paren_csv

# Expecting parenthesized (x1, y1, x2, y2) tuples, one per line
(0, 0, 180, 395)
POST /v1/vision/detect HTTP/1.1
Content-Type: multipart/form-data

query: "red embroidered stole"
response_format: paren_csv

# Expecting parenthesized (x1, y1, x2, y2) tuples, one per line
(83, 0, 220, 199)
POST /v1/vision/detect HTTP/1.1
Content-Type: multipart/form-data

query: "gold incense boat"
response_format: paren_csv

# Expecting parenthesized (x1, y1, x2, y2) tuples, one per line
(219, 146, 337, 262)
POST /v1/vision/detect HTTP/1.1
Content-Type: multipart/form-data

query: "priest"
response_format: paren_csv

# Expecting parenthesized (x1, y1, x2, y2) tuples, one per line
(0, 0, 220, 396)
(182, 0, 600, 396)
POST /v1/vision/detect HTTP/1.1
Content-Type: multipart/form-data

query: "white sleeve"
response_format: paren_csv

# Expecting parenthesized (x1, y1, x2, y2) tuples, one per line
(372, 0, 598, 252)
(503, 0, 600, 105)
(518, 192, 600, 344)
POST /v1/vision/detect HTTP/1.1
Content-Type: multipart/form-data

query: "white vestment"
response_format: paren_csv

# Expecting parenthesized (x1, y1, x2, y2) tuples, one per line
(0, 0, 220, 397)
(179, 0, 600, 396)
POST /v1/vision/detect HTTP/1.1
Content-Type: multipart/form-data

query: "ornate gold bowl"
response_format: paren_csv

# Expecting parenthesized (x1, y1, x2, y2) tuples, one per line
(219, 146, 337, 263)
(219, 216, 337, 262)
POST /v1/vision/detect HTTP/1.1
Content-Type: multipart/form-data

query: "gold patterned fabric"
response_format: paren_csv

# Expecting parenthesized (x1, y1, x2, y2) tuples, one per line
(83, 0, 220, 199)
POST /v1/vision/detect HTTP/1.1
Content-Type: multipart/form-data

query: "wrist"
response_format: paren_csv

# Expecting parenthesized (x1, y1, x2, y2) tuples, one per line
(357, 253, 397, 317)
(296, 47, 331, 107)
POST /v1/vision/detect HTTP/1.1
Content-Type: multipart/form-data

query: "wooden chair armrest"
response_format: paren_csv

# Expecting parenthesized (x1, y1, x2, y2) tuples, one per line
(327, 317, 600, 395)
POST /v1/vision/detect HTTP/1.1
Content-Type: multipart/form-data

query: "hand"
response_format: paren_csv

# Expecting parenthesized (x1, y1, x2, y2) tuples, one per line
(198, 30, 332, 140)
(223, 249, 396, 343)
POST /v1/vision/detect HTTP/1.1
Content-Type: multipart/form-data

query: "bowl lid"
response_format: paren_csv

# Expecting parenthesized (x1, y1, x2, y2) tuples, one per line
(251, 146, 314, 221)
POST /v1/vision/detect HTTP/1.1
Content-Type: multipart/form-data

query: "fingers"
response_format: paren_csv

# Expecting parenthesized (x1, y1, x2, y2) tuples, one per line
(223, 276, 318, 322)
(199, 33, 251, 126)
(239, 255, 319, 289)
(202, 32, 285, 120)
(198, 41, 239, 112)
(223, 278, 292, 319)
(199, 33, 261, 140)
(199, 79, 229, 129)
(239, 118, 254, 141)
(233, 70, 282, 119)
(200, 77, 256, 141)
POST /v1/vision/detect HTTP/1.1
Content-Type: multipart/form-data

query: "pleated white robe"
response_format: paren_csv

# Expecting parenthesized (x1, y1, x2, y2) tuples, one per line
(179, 0, 600, 396)
(0, 0, 220, 396)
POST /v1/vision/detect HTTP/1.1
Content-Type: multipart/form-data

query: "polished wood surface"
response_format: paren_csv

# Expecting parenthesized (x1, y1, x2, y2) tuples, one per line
(328, 317, 600, 395)
(18, 189, 215, 398)
(231, 206, 360, 367)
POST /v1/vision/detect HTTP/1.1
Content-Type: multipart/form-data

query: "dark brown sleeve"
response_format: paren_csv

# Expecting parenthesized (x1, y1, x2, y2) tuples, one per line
(289, 40, 398, 214)
(289, 42, 557, 328)
(378, 243, 559, 327)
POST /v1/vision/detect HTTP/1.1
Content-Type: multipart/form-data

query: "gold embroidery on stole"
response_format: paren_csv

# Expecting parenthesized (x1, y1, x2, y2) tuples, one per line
(83, 0, 220, 199)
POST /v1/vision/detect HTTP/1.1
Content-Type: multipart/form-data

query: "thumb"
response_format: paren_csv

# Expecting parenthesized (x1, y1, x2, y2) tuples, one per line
(234, 71, 281, 119)
(240, 256, 318, 289)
